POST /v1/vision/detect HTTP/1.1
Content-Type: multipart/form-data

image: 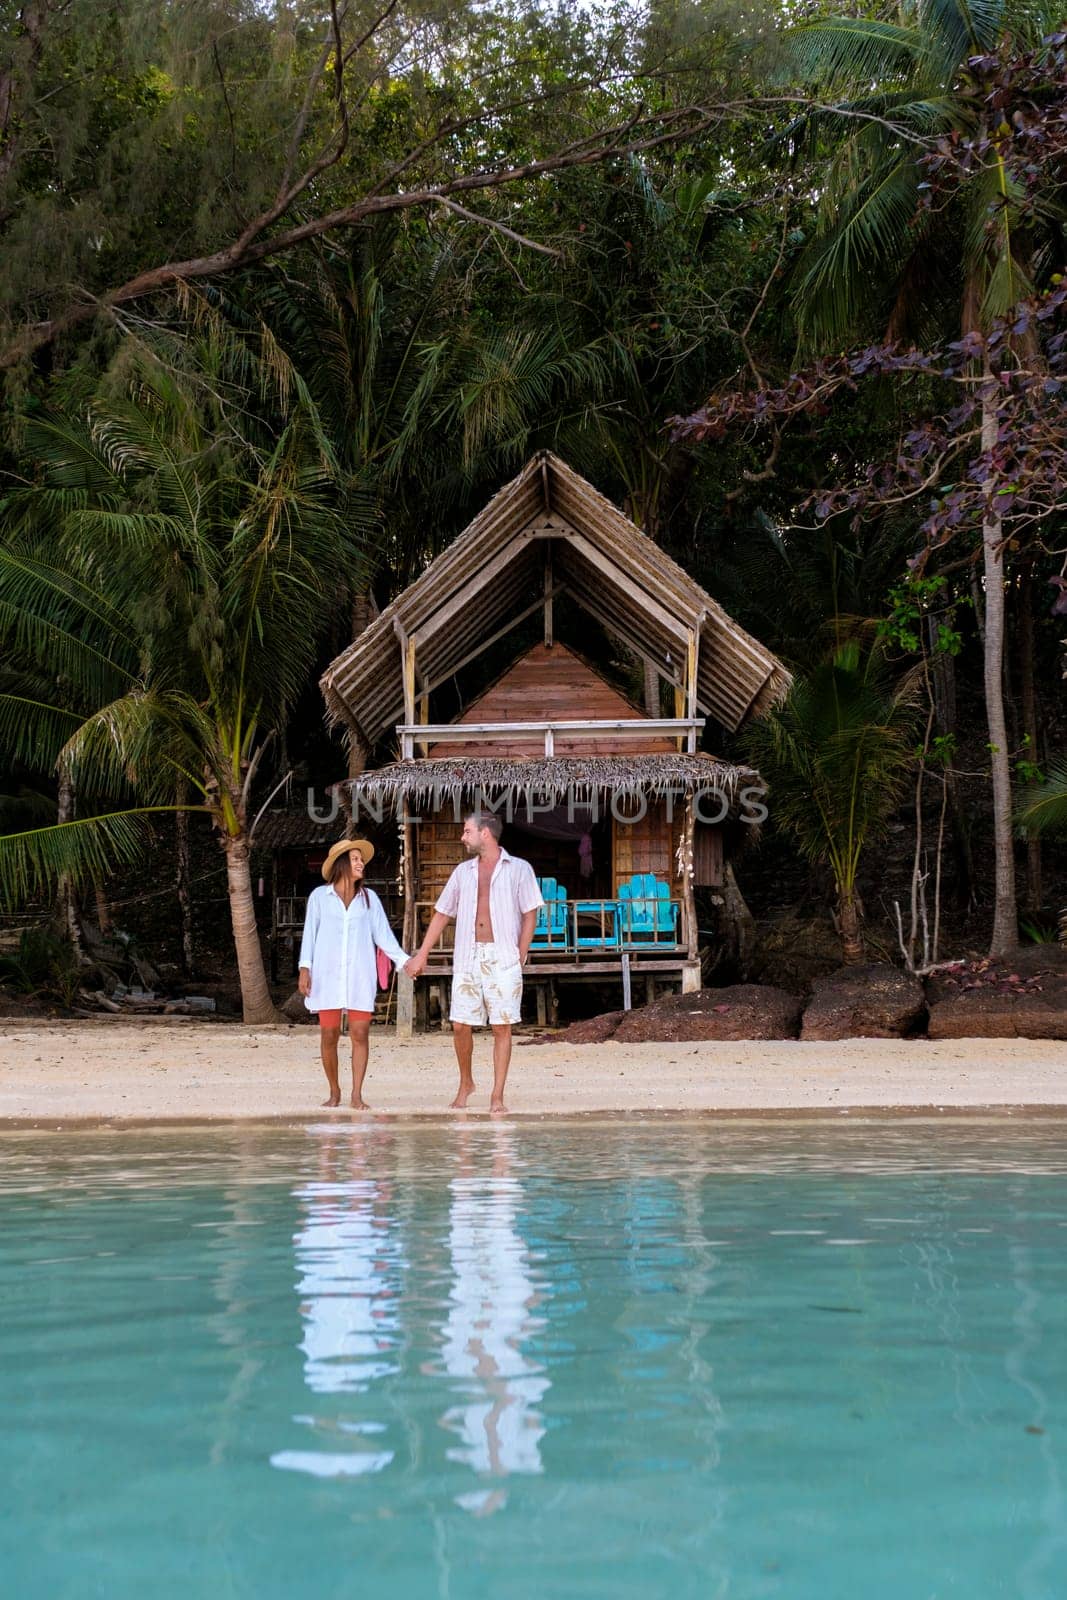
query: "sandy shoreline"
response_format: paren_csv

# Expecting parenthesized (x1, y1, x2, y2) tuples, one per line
(1, 1021, 1066, 1123)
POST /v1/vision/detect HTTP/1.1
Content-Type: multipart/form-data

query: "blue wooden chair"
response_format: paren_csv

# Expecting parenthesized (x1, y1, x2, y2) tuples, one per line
(531, 877, 569, 949)
(618, 874, 679, 945)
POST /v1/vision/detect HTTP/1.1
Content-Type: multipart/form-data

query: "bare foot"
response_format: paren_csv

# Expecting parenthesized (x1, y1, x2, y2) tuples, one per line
(489, 1098, 508, 1116)
(450, 1083, 475, 1109)
(321, 1092, 341, 1107)
(350, 1096, 370, 1110)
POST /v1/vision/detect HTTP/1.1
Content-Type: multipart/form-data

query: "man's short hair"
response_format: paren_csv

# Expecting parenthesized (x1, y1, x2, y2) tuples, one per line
(466, 811, 503, 841)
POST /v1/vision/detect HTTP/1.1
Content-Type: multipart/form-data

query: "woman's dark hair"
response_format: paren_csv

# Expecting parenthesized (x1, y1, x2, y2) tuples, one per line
(329, 851, 368, 900)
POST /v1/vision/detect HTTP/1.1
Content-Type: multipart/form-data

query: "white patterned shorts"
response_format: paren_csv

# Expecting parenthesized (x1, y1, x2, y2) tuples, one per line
(450, 942, 524, 1027)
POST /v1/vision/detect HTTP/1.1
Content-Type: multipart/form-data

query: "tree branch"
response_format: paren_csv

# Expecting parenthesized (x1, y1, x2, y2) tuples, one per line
(0, 101, 731, 371)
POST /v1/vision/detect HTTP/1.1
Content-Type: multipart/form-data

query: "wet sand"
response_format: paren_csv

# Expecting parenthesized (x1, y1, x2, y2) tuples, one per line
(0, 1022, 1065, 1122)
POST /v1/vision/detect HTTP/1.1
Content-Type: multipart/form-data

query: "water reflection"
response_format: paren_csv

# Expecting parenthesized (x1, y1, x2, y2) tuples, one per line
(274, 1128, 404, 1478)
(437, 1124, 548, 1514)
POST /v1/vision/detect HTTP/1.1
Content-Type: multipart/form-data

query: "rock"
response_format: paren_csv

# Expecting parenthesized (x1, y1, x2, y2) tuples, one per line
(747, 912, 850, 991)
(611, 984, 802, 1043)
(522, 1010, 625, 1046)
(800, 963, 926, 1041)
(163, 995, 216, 1015)
(281, 989, 314, 1023)
(927, 992, 1067, 1039)
(926, 954, 1067, 1039)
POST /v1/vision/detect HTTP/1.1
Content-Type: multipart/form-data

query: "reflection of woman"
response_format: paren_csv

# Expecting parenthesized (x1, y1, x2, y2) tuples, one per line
(298, 839, 409, 1108)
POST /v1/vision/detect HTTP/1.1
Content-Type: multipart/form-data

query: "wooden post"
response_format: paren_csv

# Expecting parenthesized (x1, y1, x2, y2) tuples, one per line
(418, 691, 429, 757)
(544, 545, 554, 647)
(396, 972, 414, 1039)
(686, 629, 700, 753)
(395, 621, 416, 758)
(682, 793, 699, 962)
(397, 799, 417, 1038)
(621, 952, 632, 1011)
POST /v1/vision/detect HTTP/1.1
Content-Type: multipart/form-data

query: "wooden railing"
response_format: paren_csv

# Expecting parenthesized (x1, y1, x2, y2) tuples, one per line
(397, 717, 703, 758)
(412, 897, 681, 956)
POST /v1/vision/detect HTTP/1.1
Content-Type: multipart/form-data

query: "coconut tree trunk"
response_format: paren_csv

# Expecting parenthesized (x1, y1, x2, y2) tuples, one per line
(837, 888, 864, 965)
(223, 833, 282, 1023)
(92, 880, 113, 937)
(53, 769, 85, 961)
(980, 373, 1019, 956)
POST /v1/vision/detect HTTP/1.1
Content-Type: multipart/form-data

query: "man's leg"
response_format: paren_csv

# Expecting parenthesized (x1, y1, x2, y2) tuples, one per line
(451, 1022, 476, 1109)
(349, 1014, 372, 1109)
(319, 1024, 341, 1106)
(489, 1023, 512, 1114)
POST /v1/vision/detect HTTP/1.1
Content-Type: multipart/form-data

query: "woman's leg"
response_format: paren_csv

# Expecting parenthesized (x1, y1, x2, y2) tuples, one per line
(348, 1012, 373, 1108)
(318, 1013, 342, 1106)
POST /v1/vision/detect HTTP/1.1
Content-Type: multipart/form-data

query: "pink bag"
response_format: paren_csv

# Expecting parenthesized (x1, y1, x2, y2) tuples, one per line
(376, 948, 393, 991)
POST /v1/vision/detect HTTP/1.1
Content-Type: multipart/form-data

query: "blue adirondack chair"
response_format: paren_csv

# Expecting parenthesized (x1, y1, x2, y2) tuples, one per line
(531, 877, 569, 949)
(618, 874, 678, 945)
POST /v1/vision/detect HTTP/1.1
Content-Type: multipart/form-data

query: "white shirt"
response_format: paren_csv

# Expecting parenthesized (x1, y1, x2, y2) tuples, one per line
(434, 848, 543, 977)
(298, 884, 409, 1013)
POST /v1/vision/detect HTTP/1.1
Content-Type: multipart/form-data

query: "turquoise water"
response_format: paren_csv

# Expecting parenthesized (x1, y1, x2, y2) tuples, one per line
(2, 1119, 1066, 1599)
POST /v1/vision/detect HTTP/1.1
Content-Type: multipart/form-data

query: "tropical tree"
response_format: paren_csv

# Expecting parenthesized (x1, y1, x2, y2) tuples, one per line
(0, 328, 367, 1021)
(743, 639, 920, 962)
(763, 0, 1064, 954)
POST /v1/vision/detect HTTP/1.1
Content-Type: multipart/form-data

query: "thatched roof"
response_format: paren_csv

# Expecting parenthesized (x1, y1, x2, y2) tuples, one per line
(321, 453, 791, 747)
(340, 753, 762, 816)
(250, 811, 338, 849)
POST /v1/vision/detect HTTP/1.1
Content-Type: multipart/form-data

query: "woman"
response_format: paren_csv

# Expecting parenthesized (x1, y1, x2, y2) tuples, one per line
(298, 838, 410, 1108)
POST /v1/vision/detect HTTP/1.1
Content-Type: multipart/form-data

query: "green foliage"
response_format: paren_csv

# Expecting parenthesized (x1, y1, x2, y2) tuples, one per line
(775, 0, 1050, 346)
(1016, 759, 1067, 836)
(0, 926, 79, 1005)
(743, 638, 920, 899)
(881, 575, 963, 656)
(0, 314, 368, 905)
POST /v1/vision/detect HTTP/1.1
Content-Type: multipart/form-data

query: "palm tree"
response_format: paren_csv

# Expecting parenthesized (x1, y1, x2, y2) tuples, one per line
(776, 0, 1061, 954)
(0, 331, 367, 1021)
(744, 639, 920, 962)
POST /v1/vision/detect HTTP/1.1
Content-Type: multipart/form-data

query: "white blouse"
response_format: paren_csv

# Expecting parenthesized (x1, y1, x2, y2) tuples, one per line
(298, 884, 410, 1014)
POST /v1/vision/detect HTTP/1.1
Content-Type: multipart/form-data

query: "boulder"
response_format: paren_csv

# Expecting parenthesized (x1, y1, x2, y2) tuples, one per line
(800, 962, 926, 1041)
(518, 1011, 627, 1049)
(612, 984, 802, 1044)
(281, 989, 314, 1023)
(926, 953, 1067, 1039)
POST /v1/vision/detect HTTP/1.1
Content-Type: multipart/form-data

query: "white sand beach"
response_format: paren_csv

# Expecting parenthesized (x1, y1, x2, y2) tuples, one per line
(0, 1022, 1065, 1122)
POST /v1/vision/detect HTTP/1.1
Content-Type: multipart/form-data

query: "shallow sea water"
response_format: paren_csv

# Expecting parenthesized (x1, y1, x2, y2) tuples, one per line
(1, 1118, 1066, 1599)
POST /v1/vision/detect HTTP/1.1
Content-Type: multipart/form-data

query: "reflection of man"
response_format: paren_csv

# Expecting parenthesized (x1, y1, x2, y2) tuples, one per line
(438, 1125, 547, 1514)
(406, 813, 542, 1113)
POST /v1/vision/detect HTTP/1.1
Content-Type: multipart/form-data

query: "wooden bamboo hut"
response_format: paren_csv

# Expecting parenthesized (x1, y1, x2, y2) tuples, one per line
(320, 453, 789, 1032)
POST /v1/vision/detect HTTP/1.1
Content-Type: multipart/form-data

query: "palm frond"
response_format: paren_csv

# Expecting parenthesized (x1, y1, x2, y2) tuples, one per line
(0, 808, 198, 912)
(779, 17, 930, 88)
(0, 695, 85, 770)
(1016, 760, 1067, 836)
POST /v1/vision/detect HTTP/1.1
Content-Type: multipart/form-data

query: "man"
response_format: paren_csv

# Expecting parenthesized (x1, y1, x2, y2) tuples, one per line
(406, 812, 543, 1113)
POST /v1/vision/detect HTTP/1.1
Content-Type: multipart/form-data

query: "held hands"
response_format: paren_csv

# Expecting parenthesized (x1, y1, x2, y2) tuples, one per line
(298, 967, 311, 997)
(404, 953, 427, 978)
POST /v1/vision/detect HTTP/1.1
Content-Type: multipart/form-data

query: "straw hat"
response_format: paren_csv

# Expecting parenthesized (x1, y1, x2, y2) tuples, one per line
(321, 837, 375, 881)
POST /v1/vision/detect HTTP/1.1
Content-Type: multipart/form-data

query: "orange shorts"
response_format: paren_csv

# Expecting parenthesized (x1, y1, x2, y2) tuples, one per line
(318, 1009, 373, 1030)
